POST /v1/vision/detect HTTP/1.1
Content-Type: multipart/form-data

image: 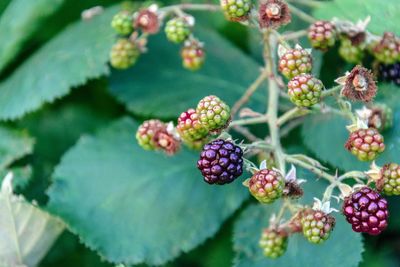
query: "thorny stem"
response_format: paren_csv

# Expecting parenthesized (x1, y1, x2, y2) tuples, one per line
(321, 85, 342, 98)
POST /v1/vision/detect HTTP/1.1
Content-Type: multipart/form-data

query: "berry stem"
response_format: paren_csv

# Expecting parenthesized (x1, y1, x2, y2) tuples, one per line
(285, 155, 336, 183)
(264, 30, 286, 174)
(286, 0, 322, 8)
(277, 107, 310, 126)
(231, 69, 270, 116)
(286, 3, 317, 24)
(230, 115, 269, 126)
(159, 4, 221, 13)
(281, 29, 308, 41)
(321, 85, 342, 98)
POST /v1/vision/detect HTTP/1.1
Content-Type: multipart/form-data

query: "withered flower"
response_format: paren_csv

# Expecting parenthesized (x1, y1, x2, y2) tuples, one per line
(135, 9, 160, 34)
(259, 0, 291, 29)
(341, 65, 377, 102)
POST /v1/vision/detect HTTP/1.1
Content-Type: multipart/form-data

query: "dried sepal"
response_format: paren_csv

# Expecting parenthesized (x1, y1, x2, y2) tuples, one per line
(341, 65, 377, 102)
(259, 0, 291, 29)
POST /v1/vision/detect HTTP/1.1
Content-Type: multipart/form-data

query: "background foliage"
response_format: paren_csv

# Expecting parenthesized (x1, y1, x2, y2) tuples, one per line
(0, 0, 399, 266)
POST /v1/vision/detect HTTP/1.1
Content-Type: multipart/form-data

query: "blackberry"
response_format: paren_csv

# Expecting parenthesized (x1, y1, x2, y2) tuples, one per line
(343, 187, 389, 235)
(377, 163, 400, 196)
(301, 209, 335, 244)
(110, 38, 140, 69)
(136, 119, 165, 150)
(164, 17, 191, 43)
(181, 40, 205, 71)
(111, 11, 133, 35)
(345, 128, 385, 161)
(378, 63, 400, 86)
(177, 108, 208, 142)
(259, 228, 288, 259)
(278, 47, 312, 79)
(220, 0, 251, 21)
(287, 74, 323, 107)
(308, 20, 337, 51)
(196, 95, 231, 133)
(197, 139, 243, 184)
(248, 169, 284, 204)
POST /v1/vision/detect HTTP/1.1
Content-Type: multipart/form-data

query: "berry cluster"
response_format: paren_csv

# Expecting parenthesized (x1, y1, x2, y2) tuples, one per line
(137, 95, 232, 156)
(127, 1, 399, 262)
(109, 5, 206, 71)
(307, 19, 400, 87)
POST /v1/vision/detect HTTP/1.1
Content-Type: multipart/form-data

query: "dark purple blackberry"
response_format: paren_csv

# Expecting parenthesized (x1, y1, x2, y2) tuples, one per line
(342, 187, 389, 235)
(378, 62, 400, 86)
(197, 139, 243, 185)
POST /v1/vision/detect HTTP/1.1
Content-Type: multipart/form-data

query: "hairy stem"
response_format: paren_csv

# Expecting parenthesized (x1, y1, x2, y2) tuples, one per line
(160, 3, 221, 13)
(230, 115, 269, 126)
(287, 3, 317, 24)
(285, 155, 336, 183)
(231, 69, 269, 116)
(264, 31, 286, 174)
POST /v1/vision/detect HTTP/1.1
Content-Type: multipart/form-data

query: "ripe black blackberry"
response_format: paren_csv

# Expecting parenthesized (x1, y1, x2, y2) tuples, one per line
(197, 139, 243, 185)
(378, 63, 400, 86)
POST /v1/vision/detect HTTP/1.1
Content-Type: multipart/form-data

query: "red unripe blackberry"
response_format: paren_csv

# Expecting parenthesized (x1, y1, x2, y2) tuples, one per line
(136, 120, 180, 155)
(371, 32, 400, 64)
(287, 74, 323, 107)
(308, 20, 336, 51)
(136, 119, 165, 150)
(197, 139, 243, 185)
(278, 48, 312, 79)
(177, 109, 208, 142)
(342, 187, 389, 235)
(301, 209, 335, 244)
(248, 169, 284, 204)
(181, 40, 205, 71)
(345, 128, 385, 161)
(259, 228, 288, 259)
(377, 163, 400, 196)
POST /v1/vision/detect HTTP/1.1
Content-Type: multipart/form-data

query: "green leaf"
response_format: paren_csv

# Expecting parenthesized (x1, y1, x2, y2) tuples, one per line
(0, 6, 118, 121)
(109, 26, 266, 119)
(313, 0, 400, 35)
(0, 0, 64, 72)
(47, 117, 248, 265)
(0, 125, 34, 170)
(233, 169, 364, 267)
(301, 84, 400, 172)
(0, 166, 32, 190)
(0, 174, 65, 267)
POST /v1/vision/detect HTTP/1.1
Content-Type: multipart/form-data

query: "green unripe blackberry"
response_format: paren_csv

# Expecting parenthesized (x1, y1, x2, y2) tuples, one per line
(196, 95, 231, 133)
(339, 38, 364, 64)
(377, 163, 400, 195)
(165, 17, 191, 43)
(111, 11, 133, 35)
(259, 228, 288, 259)
(287, 74, 323, 107)
(301, 209, 335, 244)
(220, 0, 251, 21)
(110, 39, 140, 69)
(181, 40, 205, 71)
